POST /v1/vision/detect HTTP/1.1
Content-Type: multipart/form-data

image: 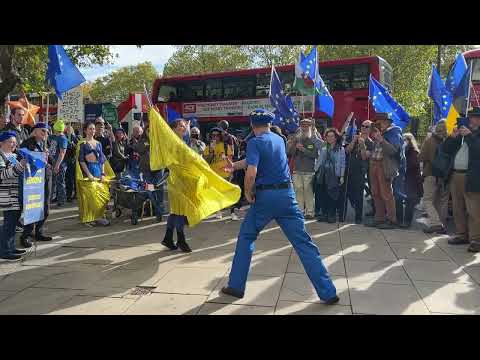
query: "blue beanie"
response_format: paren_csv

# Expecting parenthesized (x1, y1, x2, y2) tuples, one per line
(0, 131, 17, 142)
(34, 122, 49, 130)
(250, 109, 275, 125)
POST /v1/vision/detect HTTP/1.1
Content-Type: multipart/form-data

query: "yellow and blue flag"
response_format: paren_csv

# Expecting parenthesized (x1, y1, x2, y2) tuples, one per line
(148, 107, 240, 227)
(445, 64, 472, 134)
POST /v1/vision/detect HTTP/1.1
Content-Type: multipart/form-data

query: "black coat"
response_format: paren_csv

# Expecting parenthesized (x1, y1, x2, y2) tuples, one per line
(443, 129, 480, 193)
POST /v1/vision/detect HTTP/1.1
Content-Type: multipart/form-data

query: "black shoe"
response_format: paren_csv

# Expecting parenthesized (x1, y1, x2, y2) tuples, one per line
(161, 228, 177, 250)
(15, 226, 23, 233)
(66, 197, 73, 203)
(36, 235, 52, 242)
(355, 218, 363, 224)
(51, 198, 57, 203)
(20, 234, 33, 248)
(398, 223, 411, 229)
(377, 220, 398, 230)
(327, 216, 336, 224)
(56, 203, 64, 208)
(14, 249, 27, 255)
(176, 230, 192, 253)
(365, 210, 375, 217)
(221, 286, 244, 299)
(324, 295, 340, 305)
(0, 254, 22, 261)
(448, 236, 470, 245)
(423, 225, 447, 235)
(317, 215, 327, 222)
(364, 220, 384, 228)
(467, 243, 480, 253)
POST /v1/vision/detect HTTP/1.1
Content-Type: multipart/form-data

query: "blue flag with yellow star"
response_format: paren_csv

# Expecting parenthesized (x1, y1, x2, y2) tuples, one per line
(369, 75, 410, 129)
(428, 64, 452, 124)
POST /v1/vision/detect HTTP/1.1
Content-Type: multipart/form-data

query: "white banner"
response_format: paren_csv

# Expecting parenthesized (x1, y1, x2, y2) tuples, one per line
(182, 96, 312, 118)
(58, 86, 84, 123)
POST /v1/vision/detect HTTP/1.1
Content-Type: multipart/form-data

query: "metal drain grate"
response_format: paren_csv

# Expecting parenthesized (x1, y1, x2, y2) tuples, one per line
(130, 286, 156, 296)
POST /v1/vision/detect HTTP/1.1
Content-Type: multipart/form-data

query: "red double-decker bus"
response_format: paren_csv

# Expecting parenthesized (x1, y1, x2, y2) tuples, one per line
(152, 55, 393, 137)
(463, 48, 480, 108)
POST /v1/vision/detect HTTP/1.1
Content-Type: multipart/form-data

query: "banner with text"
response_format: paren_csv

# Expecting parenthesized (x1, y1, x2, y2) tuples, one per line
(58, 86, 84, 123)
(22, 167, 45, 225)
(182, 96, 312, 118)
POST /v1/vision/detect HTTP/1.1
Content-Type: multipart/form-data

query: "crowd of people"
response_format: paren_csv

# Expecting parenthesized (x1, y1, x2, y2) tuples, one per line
(1, 104, 480, 262)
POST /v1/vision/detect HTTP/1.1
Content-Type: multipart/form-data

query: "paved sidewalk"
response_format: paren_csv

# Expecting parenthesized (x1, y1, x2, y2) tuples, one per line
(1, 203, 480, 315)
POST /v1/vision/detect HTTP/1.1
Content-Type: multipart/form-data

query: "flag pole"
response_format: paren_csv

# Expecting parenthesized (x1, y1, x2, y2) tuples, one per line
(45, 92, 50, 124)
(312, 46, 317, 120)
(462, 65, 474, 146)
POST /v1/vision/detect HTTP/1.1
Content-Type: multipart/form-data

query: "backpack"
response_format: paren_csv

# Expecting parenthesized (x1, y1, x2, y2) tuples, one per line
(431, 142, 453, 179)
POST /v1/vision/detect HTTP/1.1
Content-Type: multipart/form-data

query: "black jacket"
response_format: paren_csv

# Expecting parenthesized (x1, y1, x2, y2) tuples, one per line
(443, 128, 480, 193)
(1, 122, 30, 146)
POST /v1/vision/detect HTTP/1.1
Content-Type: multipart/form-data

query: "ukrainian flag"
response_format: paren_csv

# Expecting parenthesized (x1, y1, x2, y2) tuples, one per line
(148, 107, 240, 227)
(445, 64, 472, 134)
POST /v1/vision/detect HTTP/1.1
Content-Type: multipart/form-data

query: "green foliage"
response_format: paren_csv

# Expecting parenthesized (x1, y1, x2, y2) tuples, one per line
(10, 45, 114, 94)
(88, 61, 158, 105)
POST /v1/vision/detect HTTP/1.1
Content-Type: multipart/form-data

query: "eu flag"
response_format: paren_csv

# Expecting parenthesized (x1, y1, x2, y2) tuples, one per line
(428, 64, 452, 124)
(18, 148, 47, 176)
(166, 106, 182, 124)
(445, 53, 468, 94)
(46, 45, 86, 99)
(270, 65, 300, 132)
(369, 75, 410, 129)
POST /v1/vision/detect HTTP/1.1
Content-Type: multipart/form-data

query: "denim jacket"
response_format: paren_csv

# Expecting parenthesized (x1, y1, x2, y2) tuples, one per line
(314, 143, 346, 177)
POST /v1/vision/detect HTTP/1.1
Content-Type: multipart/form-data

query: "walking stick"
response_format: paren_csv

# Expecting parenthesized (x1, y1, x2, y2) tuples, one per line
(342, 147, 352, 223)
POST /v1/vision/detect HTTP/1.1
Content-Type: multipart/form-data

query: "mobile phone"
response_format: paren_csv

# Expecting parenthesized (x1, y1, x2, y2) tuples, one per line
(457, 117, 470, 128)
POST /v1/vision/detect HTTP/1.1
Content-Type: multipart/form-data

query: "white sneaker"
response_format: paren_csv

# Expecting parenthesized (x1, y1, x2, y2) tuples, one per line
(231, 213, 240, 221)
(215, 212, 223, 219)
(96, 218, 110, 226)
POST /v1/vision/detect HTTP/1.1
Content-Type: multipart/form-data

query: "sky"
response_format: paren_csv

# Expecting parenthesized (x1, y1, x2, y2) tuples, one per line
(81, 45, 176, 81)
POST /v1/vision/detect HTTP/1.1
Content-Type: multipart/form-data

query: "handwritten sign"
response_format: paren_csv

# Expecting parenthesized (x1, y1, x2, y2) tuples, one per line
(58, 86, 84, 123)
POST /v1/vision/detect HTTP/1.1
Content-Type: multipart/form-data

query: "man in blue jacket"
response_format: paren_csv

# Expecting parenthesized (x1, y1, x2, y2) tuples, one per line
(221, 109, 339, 305)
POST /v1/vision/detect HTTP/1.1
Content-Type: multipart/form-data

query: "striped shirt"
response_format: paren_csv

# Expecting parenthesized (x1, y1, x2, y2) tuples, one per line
(0, 151, 24, 210)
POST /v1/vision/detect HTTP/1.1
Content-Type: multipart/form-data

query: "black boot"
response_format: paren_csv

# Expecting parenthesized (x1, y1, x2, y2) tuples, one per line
(161, 228, 177, 250)
(176, 230, 192, 253)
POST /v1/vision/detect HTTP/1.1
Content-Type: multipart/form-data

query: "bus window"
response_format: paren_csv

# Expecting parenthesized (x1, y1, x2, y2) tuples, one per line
(205, 78, 223, 100)
(278, 70, 295, 92)
(352, 64, 370, 89)
(177, 81, 204, 101)
(472, 58, 480, 82)
(223, 76, 255, 99)
(255, 73, 270, 97)
(320, 65, 351, 91)
(158, 84, 177, 102)
(379, 58, 393, 91)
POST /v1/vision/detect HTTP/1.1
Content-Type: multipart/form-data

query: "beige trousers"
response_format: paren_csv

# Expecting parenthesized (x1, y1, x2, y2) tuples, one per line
(293, 172, 315, 216)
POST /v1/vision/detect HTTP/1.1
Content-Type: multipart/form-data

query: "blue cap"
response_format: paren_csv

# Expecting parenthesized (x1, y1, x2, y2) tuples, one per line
(0, 131, 17, 142)
(249, 109, 275, 125)
(34, 122, 49, 130)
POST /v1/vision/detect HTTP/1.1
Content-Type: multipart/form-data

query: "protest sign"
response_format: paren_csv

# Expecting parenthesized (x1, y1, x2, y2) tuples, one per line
(58, 86, 84, 123)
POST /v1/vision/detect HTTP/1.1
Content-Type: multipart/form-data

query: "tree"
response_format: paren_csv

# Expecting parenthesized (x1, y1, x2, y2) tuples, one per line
(163, 45, 251, 76)
(88, 62, 158, 105)
(0, 45, 115, 112)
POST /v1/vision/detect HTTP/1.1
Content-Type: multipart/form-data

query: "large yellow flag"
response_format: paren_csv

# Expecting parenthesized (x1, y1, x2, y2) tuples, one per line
(445, 105, 460, 135)
(75, 140, 116, 223)
(149, 107, 241, 227)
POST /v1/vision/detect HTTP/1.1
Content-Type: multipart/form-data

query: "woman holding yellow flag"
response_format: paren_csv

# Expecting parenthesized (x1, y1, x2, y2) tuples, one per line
(76, 121, 115, 227)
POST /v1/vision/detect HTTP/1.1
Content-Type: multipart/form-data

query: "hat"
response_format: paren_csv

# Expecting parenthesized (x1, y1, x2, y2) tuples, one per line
(249, 109, 274, 125)
(0, 131, 17, 142)
(300, 118, 313, 125)
(34, 122, 49, 130)
(53, 120, 65, 133)
(209, 127, 222, 134)
(469, 107, 480, 117)
(114, 127, 126, 133)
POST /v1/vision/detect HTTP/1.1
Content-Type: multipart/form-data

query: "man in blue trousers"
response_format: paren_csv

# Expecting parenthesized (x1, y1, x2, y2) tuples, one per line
(221, 109, 339, 305)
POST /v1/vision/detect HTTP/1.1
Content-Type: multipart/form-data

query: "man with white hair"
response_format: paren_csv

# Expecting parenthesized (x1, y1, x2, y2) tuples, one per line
(287, 118, 319, 219)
